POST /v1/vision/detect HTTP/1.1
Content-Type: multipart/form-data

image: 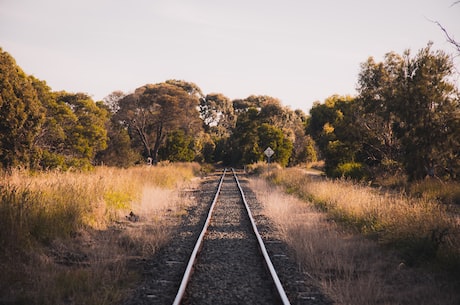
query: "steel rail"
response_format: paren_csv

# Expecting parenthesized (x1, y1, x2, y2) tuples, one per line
(231, 168, 291, 305)
(172, 168, 291, 305)
(172, 169, 227, 305)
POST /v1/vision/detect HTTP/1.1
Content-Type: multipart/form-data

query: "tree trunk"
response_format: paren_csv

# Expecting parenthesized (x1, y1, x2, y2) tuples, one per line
(134, 124, 151, 160)
(151, 123, 163, 164)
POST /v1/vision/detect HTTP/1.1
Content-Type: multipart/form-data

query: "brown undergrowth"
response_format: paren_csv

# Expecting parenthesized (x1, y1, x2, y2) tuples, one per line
(0, 163, 200, 305)
(250, 170, 460, 305)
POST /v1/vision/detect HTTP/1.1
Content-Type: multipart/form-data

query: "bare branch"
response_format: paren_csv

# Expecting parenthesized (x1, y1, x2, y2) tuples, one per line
(433, 20, 460, 53)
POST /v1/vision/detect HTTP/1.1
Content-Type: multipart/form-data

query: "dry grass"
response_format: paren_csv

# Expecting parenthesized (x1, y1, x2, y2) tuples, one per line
(265, 167, 460, 267)
(409, 179, 460, 205)
(0, 163, 200, 305)
(249, 169, 460, 305)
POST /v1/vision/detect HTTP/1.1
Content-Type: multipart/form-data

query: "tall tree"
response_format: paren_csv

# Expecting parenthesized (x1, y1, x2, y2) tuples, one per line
(55, 92, 109, 166)
(159, 129, 195, 162)
(357, 43, 460, 180)
(0, 49, 45, 169)
(200, 93, 236, 135)
(394, 45, 459, 180)
(95, 100, 141, 167)
(228, 99, 296, 166)
(290, 109, 316, 165)
(307, 95, 359, 176)
(165, 79, 204, 99)
(257, 123, 293, 166)
(356, 54, 403, 173)
(103, 90, 125, 113)
(115, 82, 202, 163)
(229, 107, 262, 165)
(199, 93, 236, 163)
(29, 77, 77, 168)
(95, 90, 142, 167)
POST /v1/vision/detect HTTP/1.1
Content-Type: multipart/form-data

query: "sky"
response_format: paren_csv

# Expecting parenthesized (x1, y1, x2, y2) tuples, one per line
(1, 0, 459, 112)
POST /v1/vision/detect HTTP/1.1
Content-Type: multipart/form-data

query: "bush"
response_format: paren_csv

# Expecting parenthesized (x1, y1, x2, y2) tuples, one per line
(334, 162, 369, 180)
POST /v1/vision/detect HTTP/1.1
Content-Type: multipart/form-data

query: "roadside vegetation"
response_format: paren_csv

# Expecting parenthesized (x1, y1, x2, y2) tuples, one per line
(249, 165, 460, 305)
(0, 163, 200, 305)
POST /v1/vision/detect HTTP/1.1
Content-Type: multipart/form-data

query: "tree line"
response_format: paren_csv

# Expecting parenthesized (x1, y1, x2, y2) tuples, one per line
(1, 43, 459, 181)
(99, 81, 314, 168)
(0, 48, 314, 170)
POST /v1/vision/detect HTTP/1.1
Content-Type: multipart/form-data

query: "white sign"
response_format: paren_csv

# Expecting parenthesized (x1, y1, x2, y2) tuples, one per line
(264, 147, 274, 158)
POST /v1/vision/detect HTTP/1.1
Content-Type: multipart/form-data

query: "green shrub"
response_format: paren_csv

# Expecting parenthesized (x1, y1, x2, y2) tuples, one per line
(334, 162, 368, 180)
(39, 151, 66, 170)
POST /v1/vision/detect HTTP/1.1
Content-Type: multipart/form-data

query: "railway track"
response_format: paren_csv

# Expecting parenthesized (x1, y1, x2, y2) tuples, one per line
(123, 169, 331, 305)
(174, 168, 289, 305)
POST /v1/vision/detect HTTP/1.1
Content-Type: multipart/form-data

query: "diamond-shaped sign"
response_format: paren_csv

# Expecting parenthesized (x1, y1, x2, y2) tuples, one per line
(264, 147, 274, 158)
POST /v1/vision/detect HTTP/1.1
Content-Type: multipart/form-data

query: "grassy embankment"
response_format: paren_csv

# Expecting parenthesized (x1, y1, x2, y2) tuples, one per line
(0, 163, 200, 305)
(249, 165, 460, 305)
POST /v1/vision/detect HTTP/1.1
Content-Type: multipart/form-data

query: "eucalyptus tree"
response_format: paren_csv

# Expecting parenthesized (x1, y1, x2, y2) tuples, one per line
(355, 53, 404, 174)
(54, 92, 109, 167)
(0, 48, 109, 169)
(227, 95, 308, 166)
(228, 107, 261, 165)
(200, 93, 236, 135)
(0, 49, 44, 168)
(394, 45, 459, 180)
(357, 43, 460, 180)
(199, 93, 236, 163)
(103, 90, 125, 113)
(165, 79, 204, 99)
(115, 82, 202, 163)
(96, 90, 143, 167)
(29, 77, 79, 168)
(159, 129, 195, 162)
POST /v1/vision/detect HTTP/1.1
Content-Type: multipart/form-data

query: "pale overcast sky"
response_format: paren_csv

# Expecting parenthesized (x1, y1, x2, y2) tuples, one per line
(1, 0, 459, 112)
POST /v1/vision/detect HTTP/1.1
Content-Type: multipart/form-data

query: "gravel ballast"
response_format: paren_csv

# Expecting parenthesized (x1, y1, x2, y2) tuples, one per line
(122, 171, 331, 305)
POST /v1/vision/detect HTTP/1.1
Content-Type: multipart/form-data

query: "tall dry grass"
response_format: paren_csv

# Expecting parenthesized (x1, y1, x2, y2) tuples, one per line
(250, 177, 460, 305)
(0, 163, 200, 305)
(409, 179, 460, 205)
(264, 167, 460, 269)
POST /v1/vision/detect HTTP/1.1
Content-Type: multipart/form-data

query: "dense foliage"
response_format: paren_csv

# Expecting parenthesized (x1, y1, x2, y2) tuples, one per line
(0, 49, 108, 170)
(1, 43, 459, 181)
(308, 43, 460, 181)
(0, 48, 311, 169)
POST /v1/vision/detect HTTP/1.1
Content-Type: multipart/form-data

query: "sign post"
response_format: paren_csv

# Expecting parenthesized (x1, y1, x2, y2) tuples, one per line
(264, 147, 275, 173)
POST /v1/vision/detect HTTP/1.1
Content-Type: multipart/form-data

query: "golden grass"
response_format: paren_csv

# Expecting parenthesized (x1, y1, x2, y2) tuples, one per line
(409, 179, 460, 205)
(0, 163, 200, 305)
(264, 167, 460, 268)
(250, 177, 460, 305)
